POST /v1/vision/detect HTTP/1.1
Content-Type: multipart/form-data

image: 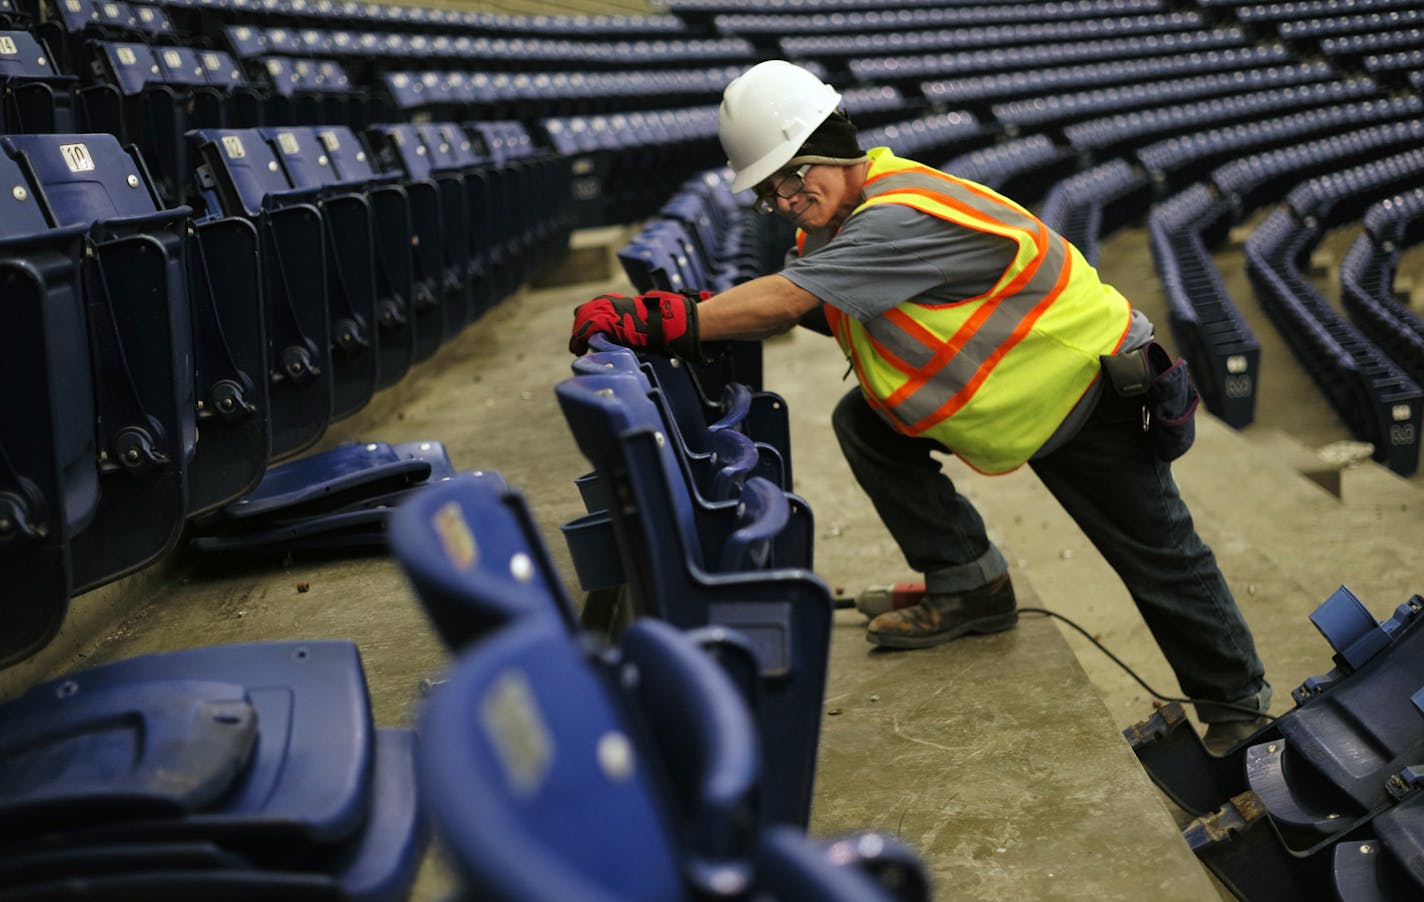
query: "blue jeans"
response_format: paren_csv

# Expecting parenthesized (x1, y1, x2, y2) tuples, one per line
(831, 386, 1271, 723)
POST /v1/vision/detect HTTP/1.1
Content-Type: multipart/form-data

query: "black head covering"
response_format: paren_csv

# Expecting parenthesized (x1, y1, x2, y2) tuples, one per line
(789, 110, 867, 165)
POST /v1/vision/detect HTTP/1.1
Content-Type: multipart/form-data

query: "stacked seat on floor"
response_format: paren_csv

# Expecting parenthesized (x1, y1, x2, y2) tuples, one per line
(0, 640, 426, 900)
(1127, 585, 1424, 902)
(388, 470, 929, 901)
(188, 439, 458, 557)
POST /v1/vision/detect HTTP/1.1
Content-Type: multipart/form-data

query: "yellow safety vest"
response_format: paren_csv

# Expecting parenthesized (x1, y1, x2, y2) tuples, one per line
(805, 147, 1133, 474)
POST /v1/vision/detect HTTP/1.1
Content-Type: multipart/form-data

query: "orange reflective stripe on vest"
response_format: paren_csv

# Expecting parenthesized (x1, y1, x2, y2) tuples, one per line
(805, 148, 1132, 473)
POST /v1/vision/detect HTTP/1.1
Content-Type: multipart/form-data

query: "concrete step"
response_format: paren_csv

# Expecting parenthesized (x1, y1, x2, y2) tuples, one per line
(815, 584, 1220, 901)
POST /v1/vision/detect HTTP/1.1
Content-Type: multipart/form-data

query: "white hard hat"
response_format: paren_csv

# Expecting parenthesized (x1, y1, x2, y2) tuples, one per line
(718, 60, 842, 194)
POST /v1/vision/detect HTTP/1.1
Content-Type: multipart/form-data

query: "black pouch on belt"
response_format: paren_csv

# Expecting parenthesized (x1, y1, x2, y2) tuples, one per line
(1100, 341, 1200, 461)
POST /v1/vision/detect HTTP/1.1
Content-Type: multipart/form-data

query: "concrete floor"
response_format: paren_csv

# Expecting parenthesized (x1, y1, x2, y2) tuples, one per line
(5, 218, 1423, 900)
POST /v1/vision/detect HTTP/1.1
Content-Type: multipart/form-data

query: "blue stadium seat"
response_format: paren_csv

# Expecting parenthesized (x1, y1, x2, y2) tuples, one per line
(188, 439, 456, 557)
(189, 126, 337, 458)
(0, 635, 421, 894)
(365, 122, 473, 342)
(0, 29, 79, 134)
(1243, 587, 1424, 851)
(81, 40, 245, 207)
(3, 133, 196, 592)
(420, 615, 917, 899)
(0, 147, 94, 667)
(417, 617, 734, 900)
(283, 125, 418, 388)
(555, 371, 832, 826)
(259, 125, 416, 392)
(0, 641, 378, 846)
(389, 470, 580, 650)
(0, 698, 423, 901)
(0, 678, 257, 831)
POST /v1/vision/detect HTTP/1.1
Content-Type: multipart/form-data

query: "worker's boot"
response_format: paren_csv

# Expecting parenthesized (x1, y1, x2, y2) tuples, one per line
(866, 574, 1017, 649)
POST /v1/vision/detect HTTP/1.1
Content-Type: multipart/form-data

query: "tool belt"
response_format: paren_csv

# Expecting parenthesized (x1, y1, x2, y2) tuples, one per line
(1100, 341, 1201, 462)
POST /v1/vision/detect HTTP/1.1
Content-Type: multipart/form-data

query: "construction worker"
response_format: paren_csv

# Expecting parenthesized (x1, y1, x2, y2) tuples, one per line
(569, 60, 1271, 750)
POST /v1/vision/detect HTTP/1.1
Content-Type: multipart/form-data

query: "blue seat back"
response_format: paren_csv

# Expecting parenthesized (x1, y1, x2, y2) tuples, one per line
(0, 640, 374, 845)
(190, 128, 298, 218)
(4, 133, 161, 224)
(0, 152, 53, 238)
(555, 372, 705, 572)
(0, 31, 59, 79)
(260, 126, 340, 191)
(619, 618, 760, 877)
(418, 619, 685, 902)
(0, 679, 257, 834)
(389, 470, 579, 650)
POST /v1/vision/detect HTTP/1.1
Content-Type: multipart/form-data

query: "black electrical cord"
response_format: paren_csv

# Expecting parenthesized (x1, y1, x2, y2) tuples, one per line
(1017, 607, 1276, 722)
(837, 595, 1273, 720)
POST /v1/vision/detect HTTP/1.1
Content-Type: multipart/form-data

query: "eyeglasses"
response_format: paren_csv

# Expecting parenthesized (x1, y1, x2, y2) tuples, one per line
(753, 164, 811, 215)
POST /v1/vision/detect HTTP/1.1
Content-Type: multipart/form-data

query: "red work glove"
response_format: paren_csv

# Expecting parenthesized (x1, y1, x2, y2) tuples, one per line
(569, 289, 712, 359)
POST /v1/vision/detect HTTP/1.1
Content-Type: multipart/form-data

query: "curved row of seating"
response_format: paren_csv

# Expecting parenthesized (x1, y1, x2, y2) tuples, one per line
(848, 27, 1254, 82)
(1340, 188, 1424, 394)
(783, 12, 1212, 59)
(991, 62, 1337, 135)
(919, 44, 1294, 112)
(711, 0, 1169, 35)
(941, 133, 1077, 204)
(1037, 157, 1152, 266)
(1244, 153, 1424, 478)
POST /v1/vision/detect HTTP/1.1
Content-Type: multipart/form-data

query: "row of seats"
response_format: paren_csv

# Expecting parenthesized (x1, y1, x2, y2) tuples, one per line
(0, 120, 572, 668)
(365, 220, 929, 891)
(1242, 146, 1424, 476)
(918, 44, 1295, 113)
(389, 460, 927, 899)
(990, 62, 1338, 135)
(783, 11, 1213, 60)
(1339, 188, 1424, 399)
(847, 27, 1256, 83)
(1146, 183, 1263, 431)
(1128, 585, 1424, 901)
(15, 0, 686, 39)
(618, 168, 795, 302)
(1037, 157, 1152, 267)
(942, 133, 1077, 206)
(1144, 118, 1424, 443)
(710, 0, 1170, 35)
